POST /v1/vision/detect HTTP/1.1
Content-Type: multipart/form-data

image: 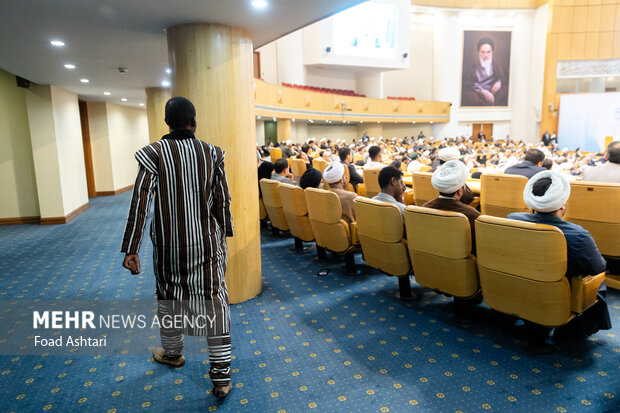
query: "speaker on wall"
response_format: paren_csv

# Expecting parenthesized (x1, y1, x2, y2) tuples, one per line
(16, 76, 31, 88)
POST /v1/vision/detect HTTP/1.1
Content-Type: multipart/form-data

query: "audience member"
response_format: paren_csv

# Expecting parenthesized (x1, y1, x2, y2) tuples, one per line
(271, 158, 295, 184)
(339, 147, 364, 189)
(582, 141, 620, 183)
(323, 162, 357, 224)
(508, 171, 611, 350)
(299, 168, 323, 189)
(364, 145, 385, 169)
(373, 166, 406, 218)
(258, 161, 275, 197)
(504, 149, 546, 179)
(425, 160, 480, 253)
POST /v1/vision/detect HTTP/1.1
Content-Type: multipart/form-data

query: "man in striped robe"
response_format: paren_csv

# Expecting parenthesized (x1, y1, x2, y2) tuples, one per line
(121, 97, 234, 399)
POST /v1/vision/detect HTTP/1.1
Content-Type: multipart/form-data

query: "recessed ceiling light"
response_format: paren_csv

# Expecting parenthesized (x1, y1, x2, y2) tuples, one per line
(292, 118, 295, 122)
(161, 80, 170, 87)
(103, 91, 111, 96)
(64, 64, 75, 69)
(50, 40, 65, 47)
(257, 115, 261, 119)
(121, 98, 127, 102)
(80, 78, 89, 83)
(165, 68, 172, 74)
(139, 103, 145, 106)
(252, 0, 267, 9)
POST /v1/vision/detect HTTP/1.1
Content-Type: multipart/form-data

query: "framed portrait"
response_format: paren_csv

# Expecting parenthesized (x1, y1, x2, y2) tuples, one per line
(460, 30, 511, 107)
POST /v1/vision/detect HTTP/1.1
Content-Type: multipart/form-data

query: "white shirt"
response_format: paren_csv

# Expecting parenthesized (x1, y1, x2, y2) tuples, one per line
(364, 161, 385, 170)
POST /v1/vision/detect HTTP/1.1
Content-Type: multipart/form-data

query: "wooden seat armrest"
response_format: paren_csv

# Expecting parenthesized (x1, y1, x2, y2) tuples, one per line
(570, 272, 605, 313)
(350, 221, 360, 245)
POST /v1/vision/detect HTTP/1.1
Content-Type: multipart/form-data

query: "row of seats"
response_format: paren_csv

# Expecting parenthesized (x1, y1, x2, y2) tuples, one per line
(387, 96, 416, 101)
(280, 82, 365, 97)
(259, 179, 606, 330)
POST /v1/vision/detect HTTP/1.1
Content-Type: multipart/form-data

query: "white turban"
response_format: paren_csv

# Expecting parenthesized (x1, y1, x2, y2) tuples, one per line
(431, 160, 469, 193)
(323, 161, 345, 184)
(438, 146, 461, 162)
(286, 139, 292, 145)
(523, 170, 570, 212)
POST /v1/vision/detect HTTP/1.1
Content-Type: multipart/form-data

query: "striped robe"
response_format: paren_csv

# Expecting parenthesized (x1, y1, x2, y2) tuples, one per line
(121, 129, 233, 336)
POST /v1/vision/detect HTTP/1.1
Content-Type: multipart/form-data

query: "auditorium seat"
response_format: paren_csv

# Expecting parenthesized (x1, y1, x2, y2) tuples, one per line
(342, 163, 355, 192)
(270, 147, 282, 163)
(411, 172, 438, 206)
(475, 215, 605, 327)
(278, 183, 314, 252)
(312, 158, 328, 174)
(403, 190, 415, 206)
(353, 198, 413, 298)
(289, 158, 307, 184)
(564, 181, 620, 289)
(305, 187, 360, 274)
(480, 173, 529, 217)
(404, 206, 479, 300)
(259, 197, 268, 221)
(259, 178, 289, 235)
(362, 169, 382, 198)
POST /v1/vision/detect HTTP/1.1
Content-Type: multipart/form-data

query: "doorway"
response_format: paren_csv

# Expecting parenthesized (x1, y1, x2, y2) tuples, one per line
(264, 120, 278, 145)
(472, 123, 493, 141)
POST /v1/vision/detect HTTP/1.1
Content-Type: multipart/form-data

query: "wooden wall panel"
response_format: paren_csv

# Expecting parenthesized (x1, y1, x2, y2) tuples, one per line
(599, 5, 617, 31)
(584, 32, 600, 58)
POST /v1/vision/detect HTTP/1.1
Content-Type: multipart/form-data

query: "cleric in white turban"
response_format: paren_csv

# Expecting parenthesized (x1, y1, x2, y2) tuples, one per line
(438, 146, 461, 163)
(322, 161, 357, 225)
(507, 169, 611, 348)
(323, 161, 345, 184)
(431, 160, 469, 193)
(424, 160, 481, 263)
(522, 170, 570, 212)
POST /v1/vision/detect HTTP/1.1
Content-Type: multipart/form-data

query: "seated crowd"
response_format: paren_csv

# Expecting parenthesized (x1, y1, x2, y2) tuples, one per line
(258, 136, 619, 353)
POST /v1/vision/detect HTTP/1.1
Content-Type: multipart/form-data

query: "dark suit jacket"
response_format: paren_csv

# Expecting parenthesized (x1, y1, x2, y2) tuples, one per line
(423, 197, 480, 254)
(504, 160, 546, 179)
(344, 162, 363, 188)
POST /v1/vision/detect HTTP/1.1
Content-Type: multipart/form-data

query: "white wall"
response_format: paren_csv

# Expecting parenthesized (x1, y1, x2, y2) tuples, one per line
(276, 31, 306, 86)
(50, 86, 88, 215)
(382, 123, 433, 139)
(429, 7, 547, 141)
(106, 103, 149, 189)
(87, 102, 114, 192)
(307, 125, 359, 142)
(356, 71, 383, 98)
(258, 42, 277, 84)
(0, 68, 39, 219)
(305, 67, 357, 90)
(256, 119, 265, 145)
(26, 85, 88, 218)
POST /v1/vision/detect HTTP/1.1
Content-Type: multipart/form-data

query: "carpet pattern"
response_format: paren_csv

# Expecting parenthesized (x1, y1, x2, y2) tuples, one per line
(0, 191, 619, 412)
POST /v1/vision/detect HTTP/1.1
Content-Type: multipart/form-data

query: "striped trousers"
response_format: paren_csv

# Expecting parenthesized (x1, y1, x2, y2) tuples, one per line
(158, 300, 232, 386)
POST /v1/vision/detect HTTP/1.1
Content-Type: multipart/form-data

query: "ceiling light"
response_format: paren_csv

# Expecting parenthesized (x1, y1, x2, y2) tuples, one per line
(64, 64, 75, 69)
(50, 40, 65, 47)
(80, 78, 89, 83)
(165, 68, 172, 74)
(292, 118, 295, 122)
(412, 121, 416, 124)
(139, 103, 145, 107)
(252, 0, 267, 9)
(103, 91, 111, 96)
(161, 80, 170, 87)
(272, 117, 276, 121)
(121, 98, 127, 102)
(257, 115, 261, 119)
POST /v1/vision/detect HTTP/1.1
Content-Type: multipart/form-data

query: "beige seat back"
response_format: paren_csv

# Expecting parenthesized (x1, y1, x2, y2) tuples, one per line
(312, 158, 328, 174)
(404, 206, 478, 297)
(564, 181, 620, 257)
(411, 172, 438, 206)
(259, 197, 267, 221)
(362, 168, 382, 198)
(353, 198, 410, 276)
(259, 179, 289, 231)
(279, 183, 314, 242)
(269, 147, 282, 163)
(480, 173, 529, 217)
(475, 215, 571, 326)
(289, 158, 307, 184)
(304, 188, 352, 253)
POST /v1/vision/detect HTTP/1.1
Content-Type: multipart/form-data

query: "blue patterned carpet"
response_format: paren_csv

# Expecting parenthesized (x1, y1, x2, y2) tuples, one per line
(0, 192, 619, 413)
